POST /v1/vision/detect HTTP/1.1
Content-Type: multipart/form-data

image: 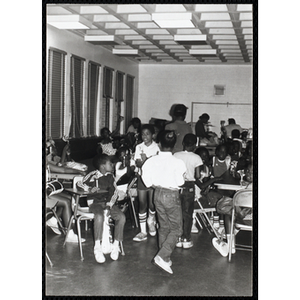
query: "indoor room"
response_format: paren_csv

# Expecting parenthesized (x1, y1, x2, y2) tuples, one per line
(45, 3, 255, 297)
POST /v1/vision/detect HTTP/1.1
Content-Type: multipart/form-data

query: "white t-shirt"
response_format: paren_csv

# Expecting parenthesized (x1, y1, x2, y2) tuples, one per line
(141, 152, 186, 189)
(174, 151, 203, 181)
(133, 141, 160, 161)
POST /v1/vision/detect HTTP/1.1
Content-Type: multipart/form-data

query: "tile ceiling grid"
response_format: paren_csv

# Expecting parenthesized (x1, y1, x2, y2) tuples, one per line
(46, 3, 253, 65)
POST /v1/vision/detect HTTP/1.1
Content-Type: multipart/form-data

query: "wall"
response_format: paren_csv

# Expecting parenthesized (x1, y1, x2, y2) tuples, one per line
(46, 25, 139, 135)
(137, 64, 252, 131)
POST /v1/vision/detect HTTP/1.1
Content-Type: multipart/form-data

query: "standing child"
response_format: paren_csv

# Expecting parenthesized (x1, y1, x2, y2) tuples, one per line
(132, 124, 160, 241)
(77, 154, 126, 263)
(142, 130, 186, 274)
(174, 134, 203, 249)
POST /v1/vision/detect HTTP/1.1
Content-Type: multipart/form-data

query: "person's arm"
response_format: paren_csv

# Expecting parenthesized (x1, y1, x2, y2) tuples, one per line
(195, 176, 222, 190)
(48, 161, 86, 175)
(76, 171, 97, 191)
(106, 175, 119, 208)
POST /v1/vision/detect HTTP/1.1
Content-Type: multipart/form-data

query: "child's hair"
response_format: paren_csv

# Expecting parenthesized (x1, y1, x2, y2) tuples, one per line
(173, 104, 187, 117)
(231, 129, 240, 139)
(116, 146, 130, 159)
(159, 130, 177, 149)
(131, 117, 141, 128)
(93, 153, 111, 170)
(182, 133, 197, 148)
(141, 123, 155, 135)
(100, 127, 110, 136)
(215, 144, 228, 157)
(232, 140, 242, 153)
(195, 146, 209, 158)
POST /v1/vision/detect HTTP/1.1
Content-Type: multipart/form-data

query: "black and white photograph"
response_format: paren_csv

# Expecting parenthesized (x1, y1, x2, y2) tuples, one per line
(43, 1, 257, 297)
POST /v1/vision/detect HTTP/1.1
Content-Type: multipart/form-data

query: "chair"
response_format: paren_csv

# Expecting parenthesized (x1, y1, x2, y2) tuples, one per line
(193, 197, 222, 240)
(64, 176, 125, 261)
(228, 189, 252, 262)
(125, 176, 138, 228)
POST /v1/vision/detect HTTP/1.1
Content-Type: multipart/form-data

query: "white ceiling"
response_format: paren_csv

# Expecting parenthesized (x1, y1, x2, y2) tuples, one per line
(47, 3, 253, 65)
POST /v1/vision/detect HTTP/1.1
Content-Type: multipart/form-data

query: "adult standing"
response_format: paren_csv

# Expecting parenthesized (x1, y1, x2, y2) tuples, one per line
(223, 118, 242, 139)
(195, 113, 210, 140)
(165, 104, 193, 153)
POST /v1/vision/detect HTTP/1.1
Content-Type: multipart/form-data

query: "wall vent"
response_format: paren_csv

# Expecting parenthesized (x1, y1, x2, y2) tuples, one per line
(214, 85, 225, 96)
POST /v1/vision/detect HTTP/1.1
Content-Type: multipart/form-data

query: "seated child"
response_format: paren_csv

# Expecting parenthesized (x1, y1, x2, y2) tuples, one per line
(174, 134, 203, 249)
(97, 127, 117, 156)
(76, 154, 126, 263)
(212, 164, 253, 257)
(212, 144, 231, 177)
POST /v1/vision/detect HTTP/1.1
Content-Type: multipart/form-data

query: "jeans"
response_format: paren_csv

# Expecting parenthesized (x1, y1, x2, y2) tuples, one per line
(180, 181, 195, 240)
(154, 187, 182, 262)
(90, 202, 126, 242)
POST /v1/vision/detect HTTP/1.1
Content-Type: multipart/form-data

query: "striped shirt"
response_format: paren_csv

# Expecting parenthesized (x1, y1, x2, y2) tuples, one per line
(77, 170, 118, 207)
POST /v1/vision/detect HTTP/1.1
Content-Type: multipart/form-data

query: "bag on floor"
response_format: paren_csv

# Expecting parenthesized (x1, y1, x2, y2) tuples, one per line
(102, 210, 113, 254)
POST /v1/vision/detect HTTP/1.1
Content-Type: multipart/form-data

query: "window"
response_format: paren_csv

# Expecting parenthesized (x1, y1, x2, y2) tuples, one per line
(101, 66, 114, 129)
(125, 75, 134, 130)
(113, 71, 124, 135)
(70, 55, 85, 138)
(47, 48, 66, 139)
(87, 62, 100, 136)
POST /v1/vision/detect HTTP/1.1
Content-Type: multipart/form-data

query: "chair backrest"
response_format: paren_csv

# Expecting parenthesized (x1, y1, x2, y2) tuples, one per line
(233, 189, 252, 208)
(73, 175, 84, 189)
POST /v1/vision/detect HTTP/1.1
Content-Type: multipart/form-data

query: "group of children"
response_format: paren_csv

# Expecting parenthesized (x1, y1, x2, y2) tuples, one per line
(46, 110, 253, 275)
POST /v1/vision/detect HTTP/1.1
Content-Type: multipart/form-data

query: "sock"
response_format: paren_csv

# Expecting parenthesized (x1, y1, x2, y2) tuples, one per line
(148, 209, 156, 220)
(95, 240, 101, 248)
(226, 234, 235, 249)
(139, 212, 147, 233)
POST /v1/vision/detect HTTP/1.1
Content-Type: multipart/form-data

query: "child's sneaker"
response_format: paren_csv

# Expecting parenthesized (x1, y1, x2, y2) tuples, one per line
(182, 239, 194, 249)
(133, 232, 147, 242)
(212, 237, 229, 257)
(153, 255, 173, 274)
(94, 245, 105, 263)
(147, 217, 157, 236)
(176, 237, 183, 248)
(46, 217, 61, 235)
(110, 242, 120, 261)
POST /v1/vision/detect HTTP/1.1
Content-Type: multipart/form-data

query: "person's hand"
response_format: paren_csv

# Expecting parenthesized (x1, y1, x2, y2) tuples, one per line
(213, 176, 223, 182)
(140, 153, 147, 162)
(91, 187, 101, 193)
(135, 159, 143, 168)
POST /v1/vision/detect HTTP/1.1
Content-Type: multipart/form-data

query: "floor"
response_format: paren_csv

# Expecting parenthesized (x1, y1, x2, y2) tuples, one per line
(45, 214, 254, 297)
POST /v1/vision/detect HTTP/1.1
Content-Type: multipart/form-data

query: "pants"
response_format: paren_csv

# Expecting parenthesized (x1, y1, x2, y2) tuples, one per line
(89, 202, 126, 242)
(154, 187, 182, 262)
(180, 181, 195, 240)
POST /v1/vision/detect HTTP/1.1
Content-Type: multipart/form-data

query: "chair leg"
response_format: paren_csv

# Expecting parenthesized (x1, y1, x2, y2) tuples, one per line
(130, 197, 139, 228)
(85, 220, 88, 231)
(119, 241, 125, 256)
(46, 252, 53, 267)
(194, 212, 203, 229)
(51, 207, 66, 235)
(77, 217, 84, 261)
(63, 216, 74, 247)
(228, 209, 235, 262)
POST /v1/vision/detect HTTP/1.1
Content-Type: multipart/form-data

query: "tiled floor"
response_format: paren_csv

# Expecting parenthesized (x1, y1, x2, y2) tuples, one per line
(45, 216, 254, 297)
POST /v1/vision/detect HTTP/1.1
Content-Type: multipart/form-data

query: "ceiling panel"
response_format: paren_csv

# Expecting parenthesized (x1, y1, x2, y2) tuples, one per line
(46, 3, 254, 65)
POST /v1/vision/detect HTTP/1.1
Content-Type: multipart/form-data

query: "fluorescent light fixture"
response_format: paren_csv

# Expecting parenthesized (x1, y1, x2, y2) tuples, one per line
(112, 49, 141, 57)
(174, 35, 207, 45)
(47, 15, 92, 29)
(152, 13, 196, 28)
(189, 49, 217, 57)
(84, 35, 123, 45)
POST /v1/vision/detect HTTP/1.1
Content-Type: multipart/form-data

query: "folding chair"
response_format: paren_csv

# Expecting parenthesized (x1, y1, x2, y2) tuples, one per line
(228, 189, 252, 262)
(193, 197, 222, 240)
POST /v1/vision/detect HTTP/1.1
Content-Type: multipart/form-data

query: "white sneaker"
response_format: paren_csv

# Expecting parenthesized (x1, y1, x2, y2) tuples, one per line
(212, 237, 229, 257)
(191, 223, 199, 234)
(176, 237, 183, 248)
(153, 255, 173, 274)
(94, 245, 105, 263)
(66, 230, 86, 243)
(133, 232, 147, 242)
(46, 217, 61, 235)
(110, 242, 120, 261)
